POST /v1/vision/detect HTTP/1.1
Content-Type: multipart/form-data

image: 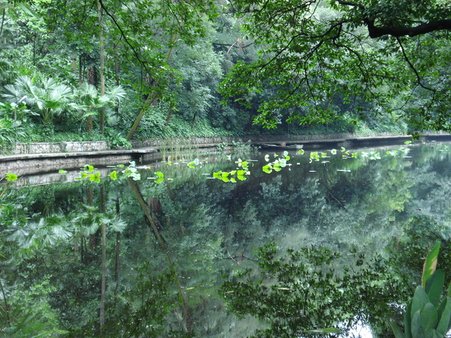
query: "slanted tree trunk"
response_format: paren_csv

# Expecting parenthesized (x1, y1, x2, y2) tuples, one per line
(126, 33, 178, 140)
(128, 180, 192, 333)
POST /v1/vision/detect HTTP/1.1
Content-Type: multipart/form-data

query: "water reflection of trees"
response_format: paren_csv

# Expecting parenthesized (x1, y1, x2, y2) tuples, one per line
(0, 145, 450, 336)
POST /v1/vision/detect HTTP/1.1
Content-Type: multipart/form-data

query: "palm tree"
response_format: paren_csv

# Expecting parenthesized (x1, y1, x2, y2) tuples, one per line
(3, 75, 72, 127)
(70, 83, 126, 132)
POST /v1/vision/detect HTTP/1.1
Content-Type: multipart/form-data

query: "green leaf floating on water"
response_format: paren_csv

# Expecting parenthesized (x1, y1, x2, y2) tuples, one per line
(221, 171, 230, 183)
(212, 170, 229, 183)
(58, 169, 67, 175)
(262, 164, 272, 174)
(154, 171, 165, 184)
(88, 171, 102, 183)
(84, 164, 95, 172)
(310, 152, 320, 162)
(5, 173, 19, 182)
(109, 170, 118, 181)
(213, 169, 248, 183)
(236, 170, 247, 181)
(273, 161, 282, 172)
(187, 158, 200, 168)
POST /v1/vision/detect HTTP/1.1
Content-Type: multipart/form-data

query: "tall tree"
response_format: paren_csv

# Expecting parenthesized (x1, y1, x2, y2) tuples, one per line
(97, 0, 106, 134)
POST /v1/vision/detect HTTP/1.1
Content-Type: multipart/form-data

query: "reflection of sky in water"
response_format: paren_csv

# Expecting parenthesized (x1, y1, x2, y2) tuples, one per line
(346, 320, 373, 338)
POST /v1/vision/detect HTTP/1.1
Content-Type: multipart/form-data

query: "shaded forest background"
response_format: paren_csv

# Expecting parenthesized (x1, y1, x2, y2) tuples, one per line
(0, 0, 449, 149)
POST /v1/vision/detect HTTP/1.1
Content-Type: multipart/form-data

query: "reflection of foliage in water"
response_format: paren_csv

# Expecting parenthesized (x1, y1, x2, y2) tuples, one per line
(388, 216, 451, 283)
(0, 144, 450, 336)
(221, 243, 409, 337)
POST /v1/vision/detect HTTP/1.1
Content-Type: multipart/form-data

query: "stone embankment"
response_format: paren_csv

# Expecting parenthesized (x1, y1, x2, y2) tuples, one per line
(0, 137, 234, 176)
(13, 141, 109, 154)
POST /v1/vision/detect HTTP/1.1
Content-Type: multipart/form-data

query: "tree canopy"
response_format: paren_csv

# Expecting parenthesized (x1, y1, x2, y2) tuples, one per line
(221, 0, 451, 131)
(0, 0, 450, 146)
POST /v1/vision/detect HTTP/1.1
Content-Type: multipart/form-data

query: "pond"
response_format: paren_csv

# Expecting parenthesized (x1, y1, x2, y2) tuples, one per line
(1, 142, 450, 337)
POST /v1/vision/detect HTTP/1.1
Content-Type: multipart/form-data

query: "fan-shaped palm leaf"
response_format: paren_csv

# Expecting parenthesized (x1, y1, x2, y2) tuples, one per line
(2, 76, 72, 124)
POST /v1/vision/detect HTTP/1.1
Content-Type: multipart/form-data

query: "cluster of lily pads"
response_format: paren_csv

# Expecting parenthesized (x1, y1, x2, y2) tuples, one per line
(100, 146, 375, 185)
(212, 158, 251, 183)
(262, 151, 291, 174)
(74, 162, 143, 183)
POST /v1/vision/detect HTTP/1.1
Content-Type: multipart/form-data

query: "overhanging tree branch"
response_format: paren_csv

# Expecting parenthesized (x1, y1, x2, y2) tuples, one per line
(395, 36, 435, 92)
(98, 0, 151, 75)
(335, 0, 451, 38)
(367, 19, 451, 38)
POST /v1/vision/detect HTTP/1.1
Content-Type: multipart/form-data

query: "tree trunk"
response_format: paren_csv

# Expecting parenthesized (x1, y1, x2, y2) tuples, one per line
(114, 58, 120, 116)
(97, 0, 106, 134)
(80, 236, 84, 263)
(126, 33, 178, 140)
(0, 279, 11, 326)
(114, 195, 120, 295)
(99, 185, 107, 333)
(79, 54, 84, 85)
(126, 92, 159, 140)
(86, 186, 98, 249)
(128, 180, 192, 332)
(99, 220, 106, 333)
(0, 9, 6, 38)
(86, 67, 97, 133)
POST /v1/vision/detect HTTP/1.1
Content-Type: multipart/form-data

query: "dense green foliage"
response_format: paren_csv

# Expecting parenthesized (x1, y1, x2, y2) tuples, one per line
(221, 0, 450, 131)
(1, 0, 449, 150)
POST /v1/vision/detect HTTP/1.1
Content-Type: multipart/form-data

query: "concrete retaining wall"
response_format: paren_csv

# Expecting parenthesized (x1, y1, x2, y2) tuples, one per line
(0, 154, 134, 176)
(132, 137, 237, 149)
(14, 141, 109, 154)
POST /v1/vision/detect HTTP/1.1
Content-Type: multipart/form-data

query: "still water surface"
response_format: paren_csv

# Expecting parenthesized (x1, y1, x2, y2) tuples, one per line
(1, 142, 450, 337)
